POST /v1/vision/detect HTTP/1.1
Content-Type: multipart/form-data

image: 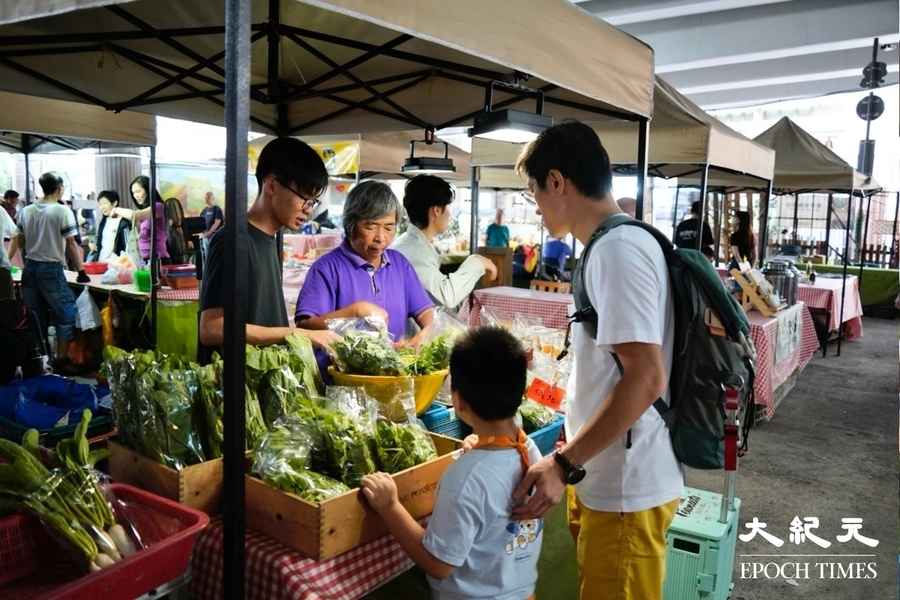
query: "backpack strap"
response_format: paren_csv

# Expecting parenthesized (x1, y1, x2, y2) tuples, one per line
(609, 351, 673, 435)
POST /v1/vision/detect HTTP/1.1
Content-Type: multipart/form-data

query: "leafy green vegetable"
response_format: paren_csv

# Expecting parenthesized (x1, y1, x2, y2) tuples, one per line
(519, 400, 556, 434)
(319, 409, 377, 487)
(333, 330, 406, 376)
(403, 335, 452, 376)
(373, 421, 437, 473)
(262, 468, 349, 503)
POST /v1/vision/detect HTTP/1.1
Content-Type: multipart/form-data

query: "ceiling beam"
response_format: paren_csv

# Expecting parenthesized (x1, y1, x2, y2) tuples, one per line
(584, 0, 792, 26)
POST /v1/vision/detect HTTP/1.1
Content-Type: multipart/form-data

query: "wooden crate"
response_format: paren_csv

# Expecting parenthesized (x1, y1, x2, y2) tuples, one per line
(108, 441, 225, 515)
(245, 434, 460, 560)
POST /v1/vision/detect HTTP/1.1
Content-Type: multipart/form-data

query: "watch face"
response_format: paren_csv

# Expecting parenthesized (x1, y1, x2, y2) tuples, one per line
(567, 466, 587, 485)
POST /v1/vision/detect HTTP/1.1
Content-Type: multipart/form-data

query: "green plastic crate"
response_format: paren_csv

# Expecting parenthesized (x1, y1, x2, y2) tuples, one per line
(663, 486, 741, 600)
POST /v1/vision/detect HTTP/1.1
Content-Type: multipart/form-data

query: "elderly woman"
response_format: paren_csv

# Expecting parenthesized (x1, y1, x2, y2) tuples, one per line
(295, 180, 434, 344)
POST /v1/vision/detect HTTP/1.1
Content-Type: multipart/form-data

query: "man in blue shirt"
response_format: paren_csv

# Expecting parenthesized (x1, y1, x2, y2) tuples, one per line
(542, 237, 572, 278)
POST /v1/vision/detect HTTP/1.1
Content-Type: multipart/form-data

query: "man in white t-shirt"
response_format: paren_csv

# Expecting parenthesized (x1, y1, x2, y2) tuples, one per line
(511, 121, 683, 600)
(0, 204, 16, 269)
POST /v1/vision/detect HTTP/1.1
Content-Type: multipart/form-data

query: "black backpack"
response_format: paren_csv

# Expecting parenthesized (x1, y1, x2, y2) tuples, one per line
(563, 214, 757, 469)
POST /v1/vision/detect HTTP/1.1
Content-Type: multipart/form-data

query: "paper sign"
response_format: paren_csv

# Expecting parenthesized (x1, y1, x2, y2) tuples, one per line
(527, 378, 565, 411)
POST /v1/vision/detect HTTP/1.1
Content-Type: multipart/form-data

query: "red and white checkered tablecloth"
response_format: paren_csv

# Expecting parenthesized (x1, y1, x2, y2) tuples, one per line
(461, 286, 574, 330)
(796, 277, 863, 340)
(747, 302, 819, 420)
(191, 520, 413, 600)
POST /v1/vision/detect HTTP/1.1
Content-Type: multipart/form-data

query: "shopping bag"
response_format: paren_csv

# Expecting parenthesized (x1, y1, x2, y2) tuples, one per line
(75, 288, 101, 331)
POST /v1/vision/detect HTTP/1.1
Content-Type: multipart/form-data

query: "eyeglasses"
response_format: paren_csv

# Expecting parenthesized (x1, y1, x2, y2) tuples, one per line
(277, 179, 321, 211)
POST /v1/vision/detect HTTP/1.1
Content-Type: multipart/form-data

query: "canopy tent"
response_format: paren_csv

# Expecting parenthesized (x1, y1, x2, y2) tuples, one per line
(470, 76, 775, 261)
(0, 89, 157, 201)
(1, 1, 657, 592)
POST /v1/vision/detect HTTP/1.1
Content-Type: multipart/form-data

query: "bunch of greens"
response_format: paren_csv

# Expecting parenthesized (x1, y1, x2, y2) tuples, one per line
(194, 358, 224, 459)
(373, 420, 437, 473)
(246, 335, 322, 428)
(519, 400, 556, 434)
(0, 410, 138, 572)
(333, 330, 406, 376)
(402, 335, 452, 376)
(318, 409, 377, 487)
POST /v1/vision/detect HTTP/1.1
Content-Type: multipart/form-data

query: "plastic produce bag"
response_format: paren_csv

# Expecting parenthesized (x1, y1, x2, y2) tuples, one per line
(331, 328, 406, 376)
(317, 408, 377, 487)
(373, 420, 437, 474)
(324, 386, 377, 431)
(75, 288, 101, 331)
(100, 266, 120, 285)
(518, 400, 556, 434)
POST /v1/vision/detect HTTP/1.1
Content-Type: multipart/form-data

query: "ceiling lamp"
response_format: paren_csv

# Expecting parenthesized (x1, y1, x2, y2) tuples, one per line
(402, 128, 456, 174)
(469, 80, 552, 143)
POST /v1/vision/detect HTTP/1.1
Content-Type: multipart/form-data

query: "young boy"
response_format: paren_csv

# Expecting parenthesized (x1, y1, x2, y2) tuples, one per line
(362, 327, 543, 600)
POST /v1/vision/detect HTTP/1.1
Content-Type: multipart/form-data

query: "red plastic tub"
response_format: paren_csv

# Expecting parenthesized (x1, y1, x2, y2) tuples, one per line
(82, 262, 108, 275)
(0, 483, 209, 600)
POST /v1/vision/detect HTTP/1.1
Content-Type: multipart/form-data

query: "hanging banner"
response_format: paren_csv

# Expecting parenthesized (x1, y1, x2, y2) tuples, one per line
(248, 140, 360, 177)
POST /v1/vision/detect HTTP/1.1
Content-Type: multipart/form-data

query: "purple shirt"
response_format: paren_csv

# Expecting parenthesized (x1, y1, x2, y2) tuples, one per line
(296, 240, 432, 342)
(138, 201, 169, 260)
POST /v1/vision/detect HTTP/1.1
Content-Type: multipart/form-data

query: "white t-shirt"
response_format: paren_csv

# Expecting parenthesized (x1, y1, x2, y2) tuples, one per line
(565, 225, 683, 512)
(17, 201, 77, 264)
(0, 207, 16, 268)
(99, 216, 122, 262)
(423, 439, 543, 600)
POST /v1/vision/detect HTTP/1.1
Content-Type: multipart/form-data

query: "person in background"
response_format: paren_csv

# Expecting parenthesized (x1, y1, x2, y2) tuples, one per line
(0, 200, 16, 269)
(200, 191, 224, 263)
(165, 197, 187, 264)
(485, 208, 510, 248)
(729, 210, 756, 266)
(542, 236, 572, 280)
(3, 190, 19, 221)
(112, 175, 169, 265)
(362, 327, 543, 600)
(295, 180, 434, 347)
(10, 172, 90, 372)
(200, 137, 338, 350)
(393, 174, 497, 310)
(88, 190, 130, 263)
(513, 122, 682, 600)
(674, 200, 715, 257)
(617, 196, 637, 218)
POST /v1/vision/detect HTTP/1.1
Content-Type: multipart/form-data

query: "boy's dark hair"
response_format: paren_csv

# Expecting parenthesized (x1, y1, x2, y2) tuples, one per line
(450, 327, 528, 421)
(256, 137, 328, 200)
(691, 200, 703, 215)
(98, 190, 120, 205)
(39, 172, 64, 197)
(403, 175, 454, 229)
(515, 120, 612, 199)
(3, 190, 18, 200)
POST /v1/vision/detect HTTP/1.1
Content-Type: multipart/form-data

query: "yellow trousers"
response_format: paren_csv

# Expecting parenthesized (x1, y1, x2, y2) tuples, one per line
(566, 487, 678, 600)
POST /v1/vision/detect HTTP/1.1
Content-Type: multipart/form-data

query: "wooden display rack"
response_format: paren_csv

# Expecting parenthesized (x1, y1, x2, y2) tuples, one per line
(729, 267, 784, 318)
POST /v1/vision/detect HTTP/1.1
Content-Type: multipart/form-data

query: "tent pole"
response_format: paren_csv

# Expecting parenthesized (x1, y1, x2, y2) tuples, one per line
(714, 191, 721, 265)
(858, 193, 872, 284)
(758, 181, 772, 267)
(825, 193, 833, 262)
(223, 0, 251, 597)
(837, 189, 853, 357)
(635, 118, 649, 222)
(792, 192, 799, 242)
(671, 185, 680, 240)
(696, 164, 709, 251)
(890, 192, 899, 268)
(469, 166, 479, 254)
(149, 145, 157, 348)
(23, 151, 31, 204)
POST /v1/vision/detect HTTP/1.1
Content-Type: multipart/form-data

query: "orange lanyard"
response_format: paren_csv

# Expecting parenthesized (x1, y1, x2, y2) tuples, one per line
(474, 428, 531, 473)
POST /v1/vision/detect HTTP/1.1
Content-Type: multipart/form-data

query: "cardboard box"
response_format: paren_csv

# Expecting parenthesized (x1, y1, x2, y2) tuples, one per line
(108, 441, 225, 515)
(245, 433, 461, 560)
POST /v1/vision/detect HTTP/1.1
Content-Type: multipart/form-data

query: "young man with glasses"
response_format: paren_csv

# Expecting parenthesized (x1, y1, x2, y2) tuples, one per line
(199, 137, 338, 350)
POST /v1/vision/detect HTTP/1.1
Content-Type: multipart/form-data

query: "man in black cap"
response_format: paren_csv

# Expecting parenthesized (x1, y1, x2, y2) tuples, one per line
(674, 200, 715, 257)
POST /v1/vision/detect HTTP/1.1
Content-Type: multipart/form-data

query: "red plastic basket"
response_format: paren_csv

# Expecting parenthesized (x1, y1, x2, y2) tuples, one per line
(0, 483, 209, 600)
(82, 262, 108, 275)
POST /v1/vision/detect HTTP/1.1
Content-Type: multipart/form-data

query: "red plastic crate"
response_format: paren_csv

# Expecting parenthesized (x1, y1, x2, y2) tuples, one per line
(0, 483, 209, 600)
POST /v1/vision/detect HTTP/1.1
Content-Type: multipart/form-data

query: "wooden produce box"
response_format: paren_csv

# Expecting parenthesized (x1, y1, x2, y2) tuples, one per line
(245, 434, 460, 560)
(108, 440, 225, 515)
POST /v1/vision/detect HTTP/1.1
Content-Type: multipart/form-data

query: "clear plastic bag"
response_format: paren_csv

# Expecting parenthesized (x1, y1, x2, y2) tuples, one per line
(324, 386, 378, 432)
(372, 419, 437, 474)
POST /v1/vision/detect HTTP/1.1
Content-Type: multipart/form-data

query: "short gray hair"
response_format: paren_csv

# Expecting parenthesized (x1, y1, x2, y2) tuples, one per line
(342, 180, 403, 239)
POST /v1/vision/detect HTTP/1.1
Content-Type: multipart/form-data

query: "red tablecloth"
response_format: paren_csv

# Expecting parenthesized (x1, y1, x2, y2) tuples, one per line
(796, 276, 863, 339)
(462, 286, 574, 330)
(191, 520, 413, 600)
(747, 302, 819, 420)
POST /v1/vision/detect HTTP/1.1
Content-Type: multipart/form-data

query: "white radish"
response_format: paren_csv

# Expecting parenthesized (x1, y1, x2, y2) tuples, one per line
(92, 526, 122, 561)
(108, 524, 137, 558)
(90, 561, 102, 572)
(95, 553, 116, 569)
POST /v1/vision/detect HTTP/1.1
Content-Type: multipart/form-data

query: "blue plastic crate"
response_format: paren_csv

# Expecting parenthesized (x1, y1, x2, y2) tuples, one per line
(420, 403, 451, 431)
(529, 414, 565, 456)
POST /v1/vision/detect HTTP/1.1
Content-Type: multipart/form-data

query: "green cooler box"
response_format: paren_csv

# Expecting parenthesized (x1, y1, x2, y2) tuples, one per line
(663, 486, 741, 600)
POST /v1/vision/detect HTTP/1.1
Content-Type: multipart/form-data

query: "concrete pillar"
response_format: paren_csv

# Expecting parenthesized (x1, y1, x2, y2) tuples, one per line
(94, 151, 142, 209)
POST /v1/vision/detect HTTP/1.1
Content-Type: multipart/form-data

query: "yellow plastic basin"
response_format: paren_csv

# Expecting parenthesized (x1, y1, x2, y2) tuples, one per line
(327, 367, 449, 417)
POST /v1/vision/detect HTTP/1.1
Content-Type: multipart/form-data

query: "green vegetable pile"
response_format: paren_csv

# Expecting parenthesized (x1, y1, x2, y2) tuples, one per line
(373, 420, 438, 474)
(102, 333, 322, 468)
(0, 410, 140, 572)
(334, 331, 452, 377)
(519, 400, 557, 434)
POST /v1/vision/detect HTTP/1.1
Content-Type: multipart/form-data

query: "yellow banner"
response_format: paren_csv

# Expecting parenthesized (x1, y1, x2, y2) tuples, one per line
(248, 140, 360, 177)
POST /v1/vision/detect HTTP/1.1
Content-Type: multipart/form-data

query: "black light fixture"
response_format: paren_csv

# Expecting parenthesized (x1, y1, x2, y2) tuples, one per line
(469, 80, 553, 143)
(401, 128, 456, 174)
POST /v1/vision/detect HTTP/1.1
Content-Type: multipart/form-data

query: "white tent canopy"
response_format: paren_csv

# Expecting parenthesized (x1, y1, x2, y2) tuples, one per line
(753, 117, 880, 194)
(0, 0, 654, 135)
(471, 76, 774, 188)
(0, 90, 156, 152)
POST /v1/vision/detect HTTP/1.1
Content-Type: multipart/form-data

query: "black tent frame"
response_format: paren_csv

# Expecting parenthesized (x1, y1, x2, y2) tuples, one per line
(2, 2, 654, 596)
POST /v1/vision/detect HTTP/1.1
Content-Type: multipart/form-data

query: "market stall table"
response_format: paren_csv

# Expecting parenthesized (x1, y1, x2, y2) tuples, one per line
(747, 302, 819, 420)
(283, 233, 343, 260)
(191, 520, 413, 600)
(810, 264, 898, 307)
(462, 286, 574, 330)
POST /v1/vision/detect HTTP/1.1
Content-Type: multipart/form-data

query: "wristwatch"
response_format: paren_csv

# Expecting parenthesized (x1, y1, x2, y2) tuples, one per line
(553, 450, 586, 485)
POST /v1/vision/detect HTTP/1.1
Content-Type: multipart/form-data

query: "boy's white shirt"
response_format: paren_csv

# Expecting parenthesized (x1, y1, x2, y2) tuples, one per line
(565, 225, 684, 512)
